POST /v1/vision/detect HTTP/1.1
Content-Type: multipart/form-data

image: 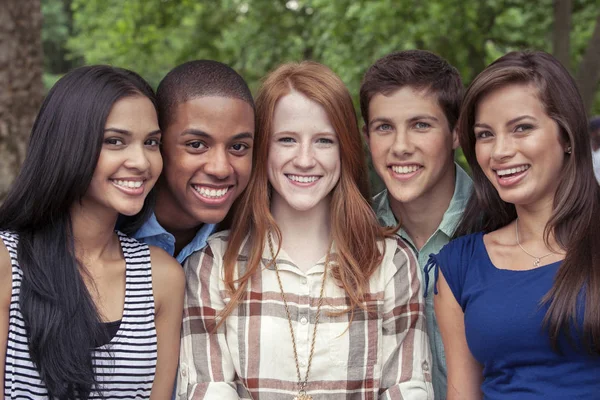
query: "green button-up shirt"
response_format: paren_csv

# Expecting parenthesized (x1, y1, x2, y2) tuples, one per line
(373, 163, 473, 400)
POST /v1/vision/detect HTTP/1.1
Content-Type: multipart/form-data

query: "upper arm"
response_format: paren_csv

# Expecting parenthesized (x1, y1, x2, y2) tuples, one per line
(149, 246, 185, 400)
(0, 241, 13, 399)
(380, 239, 433, 399)
(434, 270, 483, 400)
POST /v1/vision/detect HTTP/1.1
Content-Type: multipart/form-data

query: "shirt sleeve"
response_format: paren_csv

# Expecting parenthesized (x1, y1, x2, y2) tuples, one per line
(177, 240, 240, 399)
(427, 233, 479, 311)
(379, 237, 434, 400)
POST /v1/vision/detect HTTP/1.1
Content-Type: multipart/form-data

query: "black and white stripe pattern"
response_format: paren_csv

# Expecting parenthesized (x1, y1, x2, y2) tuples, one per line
(2, 230, 157, 399)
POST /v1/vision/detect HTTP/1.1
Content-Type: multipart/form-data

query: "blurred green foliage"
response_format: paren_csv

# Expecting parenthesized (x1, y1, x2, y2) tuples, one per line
(42, 0, 600, 178)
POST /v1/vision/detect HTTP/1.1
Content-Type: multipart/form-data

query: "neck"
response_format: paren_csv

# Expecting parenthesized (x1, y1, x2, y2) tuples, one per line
(70, 203, 120, 267)
(155, 186, 202, 255)
(270, 195, 331, 270)
(390, 166, 456, 250)
(515, 198, 557, 246)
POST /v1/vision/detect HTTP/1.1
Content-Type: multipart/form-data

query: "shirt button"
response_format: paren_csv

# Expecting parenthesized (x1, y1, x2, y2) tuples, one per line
(422, 361, 429, 372)
(299, 360, 306, 367)
(181, 369, 187, 377)
(300, 317, 308, 325)
(301, 278, 308, 285)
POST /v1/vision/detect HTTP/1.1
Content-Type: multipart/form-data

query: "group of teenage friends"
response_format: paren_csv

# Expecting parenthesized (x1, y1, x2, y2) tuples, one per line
(0, 48, 599, 400)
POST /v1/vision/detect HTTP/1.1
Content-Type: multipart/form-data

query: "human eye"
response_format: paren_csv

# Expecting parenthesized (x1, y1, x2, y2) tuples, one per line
(186, 140, 207, 150)
(514, 124, 534, 133)
(475, 130, 493, 140)
(278, 136, 296, 144)
(375, 123, 393, 132)
(145, 137, 161, 147)
(316, 137, 335, 145)
(104, 137, 125, 146)
(414, 121, 431, 130)
(230, 142, 251, 155)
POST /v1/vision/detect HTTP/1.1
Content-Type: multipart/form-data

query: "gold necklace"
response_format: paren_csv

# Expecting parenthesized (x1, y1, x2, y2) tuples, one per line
(515, 218, 555, 267)
(267, 232, 330, 400)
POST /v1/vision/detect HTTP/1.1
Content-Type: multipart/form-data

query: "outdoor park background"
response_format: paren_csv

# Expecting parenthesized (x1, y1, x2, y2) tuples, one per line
(1, 0, 599, 199)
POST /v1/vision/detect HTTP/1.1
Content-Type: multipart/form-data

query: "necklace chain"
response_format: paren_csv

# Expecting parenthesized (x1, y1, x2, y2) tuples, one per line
(267, 232, 330, 400)
(515, 218, 555, 267)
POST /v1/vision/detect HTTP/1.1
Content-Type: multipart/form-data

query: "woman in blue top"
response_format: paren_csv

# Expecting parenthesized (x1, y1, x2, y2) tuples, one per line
(432, 50, 600, 399)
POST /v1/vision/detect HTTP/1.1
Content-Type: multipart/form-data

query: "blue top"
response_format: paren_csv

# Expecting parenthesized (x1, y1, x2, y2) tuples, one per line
(132, 212, 215, 264)
(428, 232, 600, 399)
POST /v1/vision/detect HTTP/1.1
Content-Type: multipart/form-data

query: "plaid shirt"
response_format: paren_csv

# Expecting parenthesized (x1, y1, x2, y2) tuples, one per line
(177, 231, 434, 399)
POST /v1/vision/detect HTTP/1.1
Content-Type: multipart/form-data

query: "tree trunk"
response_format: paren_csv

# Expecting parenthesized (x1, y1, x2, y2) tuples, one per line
(0, 0, 43, 201)
(553, 0, 572, 69)
(576, 13, 600, 114)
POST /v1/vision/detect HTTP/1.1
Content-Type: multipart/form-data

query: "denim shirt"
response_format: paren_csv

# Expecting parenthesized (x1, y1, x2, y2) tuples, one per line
(372, 163, 472, 400)
(132, 212, 215, 264)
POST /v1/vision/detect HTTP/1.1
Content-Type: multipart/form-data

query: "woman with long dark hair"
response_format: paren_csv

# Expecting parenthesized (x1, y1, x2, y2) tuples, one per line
(431, 51, 600, 399)
(0, 65, 184, 399)
(176, 61, 433, 399)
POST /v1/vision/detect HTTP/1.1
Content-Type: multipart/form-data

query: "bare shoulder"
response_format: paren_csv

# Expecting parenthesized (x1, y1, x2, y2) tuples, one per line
(148, 246, 185, 296)
(482, 223, 515, 250)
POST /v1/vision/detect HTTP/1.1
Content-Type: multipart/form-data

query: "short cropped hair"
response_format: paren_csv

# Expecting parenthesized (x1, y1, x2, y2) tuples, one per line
(360, 50, 463, 131)
(156, 60, 255, 129)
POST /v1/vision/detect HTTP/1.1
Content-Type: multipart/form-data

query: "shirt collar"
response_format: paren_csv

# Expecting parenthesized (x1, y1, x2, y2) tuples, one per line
(373, 163, 473, 237)
(133, 212, 216, 263)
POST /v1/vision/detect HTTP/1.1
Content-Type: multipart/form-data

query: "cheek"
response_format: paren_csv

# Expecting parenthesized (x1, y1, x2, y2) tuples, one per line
(368, 138, 390, 161)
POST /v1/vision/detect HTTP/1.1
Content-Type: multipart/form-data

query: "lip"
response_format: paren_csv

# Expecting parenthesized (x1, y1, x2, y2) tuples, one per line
(191, 184, 234, 206)
(493, 165, 529, 187)
(285, 174, 321, 187)
(110, 178, 147, 196)
(388, 164, 423, 182)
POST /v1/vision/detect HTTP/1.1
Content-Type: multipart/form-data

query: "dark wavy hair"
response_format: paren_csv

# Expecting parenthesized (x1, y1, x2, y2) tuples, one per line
(0, 65, 157, 398)
(455, 51, 600, 354)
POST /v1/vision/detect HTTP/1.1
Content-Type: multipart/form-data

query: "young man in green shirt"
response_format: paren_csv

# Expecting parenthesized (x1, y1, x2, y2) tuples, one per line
(360, 50, 472, 399)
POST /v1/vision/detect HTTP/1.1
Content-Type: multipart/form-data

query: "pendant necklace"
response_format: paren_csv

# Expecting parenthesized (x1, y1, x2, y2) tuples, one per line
(515, 218, 555, 267)
(267, 232, 330, 400)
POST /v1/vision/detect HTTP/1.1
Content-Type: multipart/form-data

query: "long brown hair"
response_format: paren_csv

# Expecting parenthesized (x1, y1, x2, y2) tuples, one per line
(455, 50, 600, 354)
(221, 61, 386, 320)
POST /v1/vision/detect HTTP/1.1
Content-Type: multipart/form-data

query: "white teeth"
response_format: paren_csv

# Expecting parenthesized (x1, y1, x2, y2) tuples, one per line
(391, 165, 420, 174)
(497, 165, 530, 176)
(194, 186, 229, 198)
(113, 180, 143, 189)
(287, 175, 319, 183)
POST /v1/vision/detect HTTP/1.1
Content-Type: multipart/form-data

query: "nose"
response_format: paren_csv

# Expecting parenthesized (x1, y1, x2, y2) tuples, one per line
(204, 147, 234, 179)
(391, 129, 414, 156)
(292, 142, 317, 169)
(124, 144, 151, 172)
(491, 133, 516, 161)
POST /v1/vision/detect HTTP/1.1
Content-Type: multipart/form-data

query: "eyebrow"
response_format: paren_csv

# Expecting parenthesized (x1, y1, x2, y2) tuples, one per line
(104, 128, 161, 136)
(181, 129, 254, 141)
(368, 114, 439, 128)
(474, 115, 537, 129)
(368, 117, 393, 128)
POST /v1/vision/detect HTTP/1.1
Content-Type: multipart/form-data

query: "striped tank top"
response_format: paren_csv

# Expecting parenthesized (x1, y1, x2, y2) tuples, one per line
(2, 230, 158, 399)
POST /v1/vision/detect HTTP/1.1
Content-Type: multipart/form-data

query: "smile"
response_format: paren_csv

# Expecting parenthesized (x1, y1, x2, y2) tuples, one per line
(110, 179, 146, 196)
(391, 165, 422, 174)
(193, 185, 231, 199)
(495, 164, 530, 177)
(286, 174, 320, 183)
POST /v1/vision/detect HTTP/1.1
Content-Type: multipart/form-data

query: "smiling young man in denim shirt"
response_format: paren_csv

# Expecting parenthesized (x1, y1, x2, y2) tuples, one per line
(360, 50, 472, 399)
(133, 60, 255, 264)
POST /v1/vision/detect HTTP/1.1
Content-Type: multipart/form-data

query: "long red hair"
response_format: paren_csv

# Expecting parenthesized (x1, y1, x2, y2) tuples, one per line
(221, 61, 387, 319)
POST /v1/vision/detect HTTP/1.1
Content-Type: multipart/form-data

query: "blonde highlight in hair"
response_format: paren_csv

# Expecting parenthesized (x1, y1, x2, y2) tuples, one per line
(219, 61, 388, 323)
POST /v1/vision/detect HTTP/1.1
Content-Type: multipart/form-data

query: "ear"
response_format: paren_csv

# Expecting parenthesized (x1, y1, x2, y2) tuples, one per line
(451, 128, 460, 150)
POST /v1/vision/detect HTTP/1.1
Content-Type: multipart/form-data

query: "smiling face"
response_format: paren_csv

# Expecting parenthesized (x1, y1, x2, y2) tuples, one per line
(156, 96, 255, 228)
(268, 90, 341, 214)
(474, 83, 567, 209)
(367, 86, 459, 210)
(84, 95, 162, 216)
